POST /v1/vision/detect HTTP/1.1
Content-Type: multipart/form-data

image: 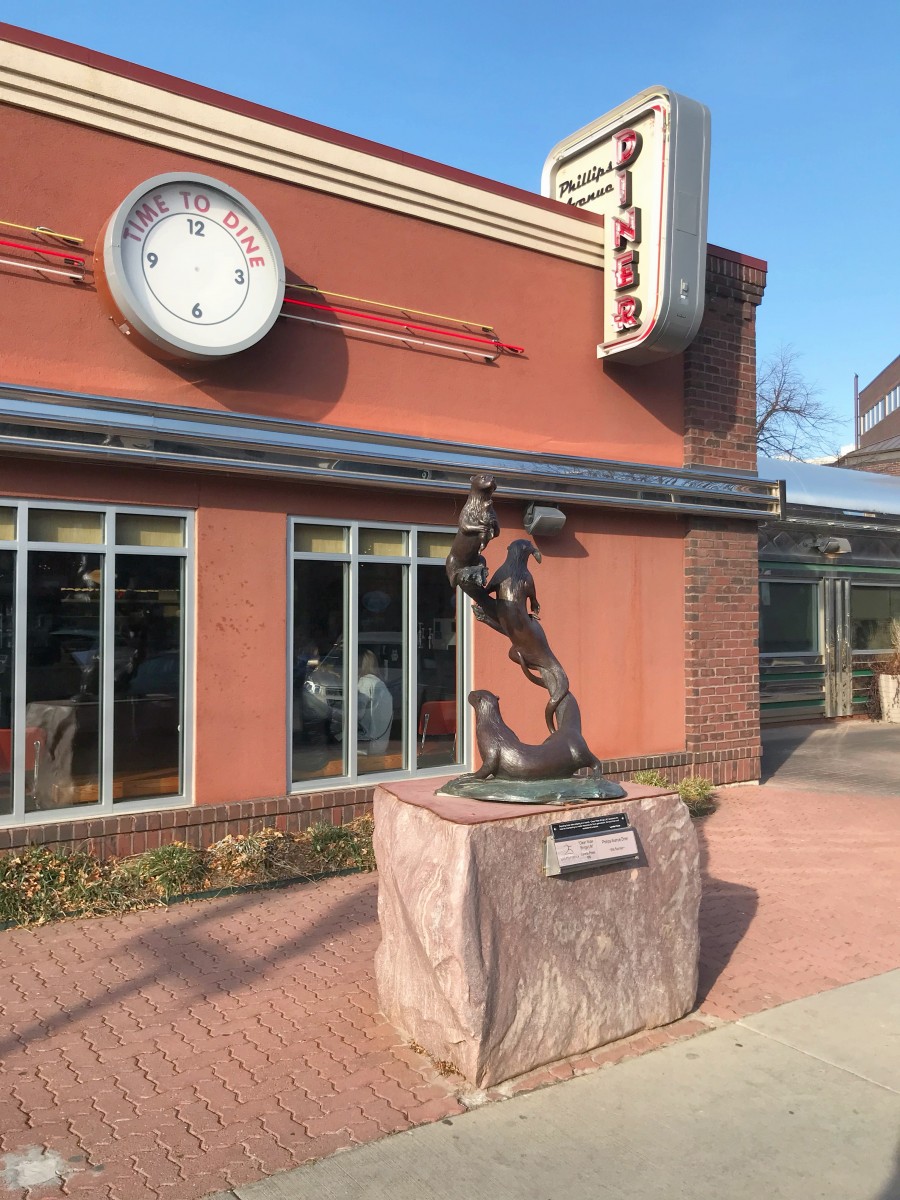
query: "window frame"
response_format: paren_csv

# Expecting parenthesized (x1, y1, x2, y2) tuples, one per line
(758, 577, 823, 657)
(0, 497, 194, 828)
(287, 516, 471, 792)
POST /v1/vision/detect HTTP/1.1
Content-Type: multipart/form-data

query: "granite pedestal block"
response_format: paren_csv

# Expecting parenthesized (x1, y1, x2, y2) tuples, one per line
(374, 779, 701, 1088)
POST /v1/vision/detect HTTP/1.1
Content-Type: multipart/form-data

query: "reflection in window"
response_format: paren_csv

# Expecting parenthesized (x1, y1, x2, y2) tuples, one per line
(113, 555, 184, 801)
(0, 503, 190, 825)
(293, 559, 347, 782)
(0, 551, 13, 815)
(25, 552, 103, 812)
(850, 586, 900, 651)
(759, 582, 818, 654)
(290, 523, 462, 787)
(357, 562, 406, 776)
(417, 565, 457, 768)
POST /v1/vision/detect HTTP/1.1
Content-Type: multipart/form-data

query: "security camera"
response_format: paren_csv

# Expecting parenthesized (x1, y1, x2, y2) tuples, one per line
(523, 504, 566, 537)
(812, 536, 851, 557)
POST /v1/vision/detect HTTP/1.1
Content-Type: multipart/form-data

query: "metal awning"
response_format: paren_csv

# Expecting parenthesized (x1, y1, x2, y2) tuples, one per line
(0, 382, 781, 520)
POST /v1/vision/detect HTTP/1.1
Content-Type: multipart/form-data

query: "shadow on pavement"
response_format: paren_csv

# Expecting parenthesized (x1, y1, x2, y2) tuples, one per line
(0, 875, 378, 1062)
(695, 817, 758, 1008)
(760, 722, 821, 778)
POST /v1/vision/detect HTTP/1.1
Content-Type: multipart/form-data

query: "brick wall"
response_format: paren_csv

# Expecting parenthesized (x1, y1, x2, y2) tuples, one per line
(681, 249, 767, 784)
(836, 455, 900, 477)
(0, 788, 374, 859)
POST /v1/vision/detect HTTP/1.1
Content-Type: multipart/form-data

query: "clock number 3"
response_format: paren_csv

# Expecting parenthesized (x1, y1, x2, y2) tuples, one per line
(187, 219, 205, 237)
(234, 269, 245, 285)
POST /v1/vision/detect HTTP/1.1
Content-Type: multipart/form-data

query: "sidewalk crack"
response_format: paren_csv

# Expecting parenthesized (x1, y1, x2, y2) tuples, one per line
(735, 1023, 900, 1095)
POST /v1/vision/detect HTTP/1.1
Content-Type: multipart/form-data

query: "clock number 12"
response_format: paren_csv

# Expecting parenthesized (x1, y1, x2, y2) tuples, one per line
(187, 219, 205, 237)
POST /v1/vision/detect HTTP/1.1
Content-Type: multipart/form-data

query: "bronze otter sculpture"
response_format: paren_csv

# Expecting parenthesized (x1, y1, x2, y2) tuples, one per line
(463, 689, 601, 781)
(486, 539, 569, 732)
(445, 473, 500, 613)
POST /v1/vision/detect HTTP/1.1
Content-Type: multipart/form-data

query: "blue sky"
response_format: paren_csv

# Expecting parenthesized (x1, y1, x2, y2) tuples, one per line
(4, 0, 899, 449)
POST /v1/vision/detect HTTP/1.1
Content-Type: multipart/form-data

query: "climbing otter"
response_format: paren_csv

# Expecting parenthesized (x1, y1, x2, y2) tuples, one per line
(465, 689, 601, 781)
(486, 539, 569, 732)
(445, 473, 501, 625)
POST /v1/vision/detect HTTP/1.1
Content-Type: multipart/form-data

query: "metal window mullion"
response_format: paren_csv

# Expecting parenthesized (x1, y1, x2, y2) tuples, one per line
(287, 529, 296, 791)
(12, 540, 26, 817)
(459, 586, 472, 769)
(346, 531, 359, 780)
(407, 561, 417, 772)
(100, 544, 115, 811)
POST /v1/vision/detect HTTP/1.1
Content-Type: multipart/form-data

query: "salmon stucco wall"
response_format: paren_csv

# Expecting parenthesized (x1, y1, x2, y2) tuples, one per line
(472, 503, 685, 758)
(0, 459, 685, 803)
(0, 104, 685, 468)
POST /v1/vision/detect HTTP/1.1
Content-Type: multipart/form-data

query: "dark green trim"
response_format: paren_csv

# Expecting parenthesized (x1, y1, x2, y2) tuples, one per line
(760, 561, 900, 578)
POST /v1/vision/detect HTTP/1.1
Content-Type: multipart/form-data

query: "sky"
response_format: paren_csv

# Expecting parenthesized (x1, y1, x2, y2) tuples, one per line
(3, 0, 899, 451)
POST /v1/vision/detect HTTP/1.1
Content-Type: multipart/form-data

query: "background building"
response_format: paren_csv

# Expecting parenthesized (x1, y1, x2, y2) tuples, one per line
(840, 353, 900, 474)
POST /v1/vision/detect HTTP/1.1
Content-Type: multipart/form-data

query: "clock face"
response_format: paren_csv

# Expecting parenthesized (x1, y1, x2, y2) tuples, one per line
(100, 173, 285, 360)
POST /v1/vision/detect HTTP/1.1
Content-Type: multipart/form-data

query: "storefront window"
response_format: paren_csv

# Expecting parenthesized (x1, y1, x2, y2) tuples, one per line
(290, 521, 463, 788)
(293, 558, 348, 781)
(112, 555, 184, 802)
(0, 550, 13, 815)
(759, 581, 819, 654)
(850, 586, 900, 651)
(26, 551, 103, 811)
(0, 502, 192, 827)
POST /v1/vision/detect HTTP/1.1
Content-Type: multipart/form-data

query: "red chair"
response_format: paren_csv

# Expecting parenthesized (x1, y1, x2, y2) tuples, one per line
(418, 701, 457, 751)
(0, 728, 44, 771)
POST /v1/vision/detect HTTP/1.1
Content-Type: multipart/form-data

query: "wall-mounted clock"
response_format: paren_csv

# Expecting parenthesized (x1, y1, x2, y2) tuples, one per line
(97, 172, 285, 361)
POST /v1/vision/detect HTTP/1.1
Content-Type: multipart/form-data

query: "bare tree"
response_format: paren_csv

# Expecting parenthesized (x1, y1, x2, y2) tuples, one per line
(756, 345, 842, 460)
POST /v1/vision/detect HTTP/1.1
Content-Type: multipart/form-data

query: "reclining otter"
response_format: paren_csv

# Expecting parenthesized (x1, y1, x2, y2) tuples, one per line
(463, 689, 601, 781)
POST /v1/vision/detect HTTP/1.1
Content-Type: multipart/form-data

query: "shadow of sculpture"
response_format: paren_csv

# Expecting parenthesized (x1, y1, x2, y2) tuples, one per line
(694, 817, 759, 1008)
(441, 473, 625, 803)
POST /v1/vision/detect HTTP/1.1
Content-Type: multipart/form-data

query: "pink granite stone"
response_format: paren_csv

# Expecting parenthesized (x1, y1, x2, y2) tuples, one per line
(374, 779, 700, 1088)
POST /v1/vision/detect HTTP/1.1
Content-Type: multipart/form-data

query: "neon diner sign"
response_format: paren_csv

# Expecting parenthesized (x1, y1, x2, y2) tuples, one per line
(542, 87, 710, 366)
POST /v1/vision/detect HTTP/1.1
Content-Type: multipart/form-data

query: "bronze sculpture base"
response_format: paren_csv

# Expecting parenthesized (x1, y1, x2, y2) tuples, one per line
(437, 774, 626, 805)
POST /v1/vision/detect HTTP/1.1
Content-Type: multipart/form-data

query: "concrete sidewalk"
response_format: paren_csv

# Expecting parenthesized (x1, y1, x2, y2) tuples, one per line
(217, 970, 900, 1200)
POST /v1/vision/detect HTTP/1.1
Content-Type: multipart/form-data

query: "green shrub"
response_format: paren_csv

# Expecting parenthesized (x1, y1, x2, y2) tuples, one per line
(631, 769, 670, 788)
(124, 842, 207, 897)
(205, 827, 293, 884)
(0, 815, 377, 928)
(676, 775, 717, 817)
(305, 816, 375, 872)
(0, 845, 154, 926)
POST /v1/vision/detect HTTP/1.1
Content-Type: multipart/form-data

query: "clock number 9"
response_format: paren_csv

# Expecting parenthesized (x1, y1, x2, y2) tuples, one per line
(235, 269, 245, 285)
(192, 303, 203, 319)
(146, 253, 158, 269)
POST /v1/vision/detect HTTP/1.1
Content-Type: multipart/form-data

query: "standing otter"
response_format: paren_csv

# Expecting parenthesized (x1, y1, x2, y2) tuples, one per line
(445, 473, 501, 627)
(486, 539, 569, 732)
(464, 689, 601, 781)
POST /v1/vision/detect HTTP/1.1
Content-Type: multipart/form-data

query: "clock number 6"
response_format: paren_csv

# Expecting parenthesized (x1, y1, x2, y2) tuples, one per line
(192, 303, 203, 319)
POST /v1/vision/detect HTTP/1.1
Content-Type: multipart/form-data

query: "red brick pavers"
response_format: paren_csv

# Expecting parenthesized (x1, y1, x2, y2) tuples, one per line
(698, 783, 900, 1019)
(0, 874, 462, 1200)
(2, 783, 899, 1199)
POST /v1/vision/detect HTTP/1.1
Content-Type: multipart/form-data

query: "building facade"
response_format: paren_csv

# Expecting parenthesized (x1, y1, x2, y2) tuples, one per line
(0, 25, 775, 857)
(840, 353, 900, 475)
(758, 458, 900, 721)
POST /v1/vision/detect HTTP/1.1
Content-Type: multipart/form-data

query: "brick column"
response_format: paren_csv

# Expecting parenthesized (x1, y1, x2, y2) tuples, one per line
(682, 248, 767, 785)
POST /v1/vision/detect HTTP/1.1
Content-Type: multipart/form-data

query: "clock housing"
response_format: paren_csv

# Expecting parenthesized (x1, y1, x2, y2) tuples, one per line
(98, 172, 285, 361)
